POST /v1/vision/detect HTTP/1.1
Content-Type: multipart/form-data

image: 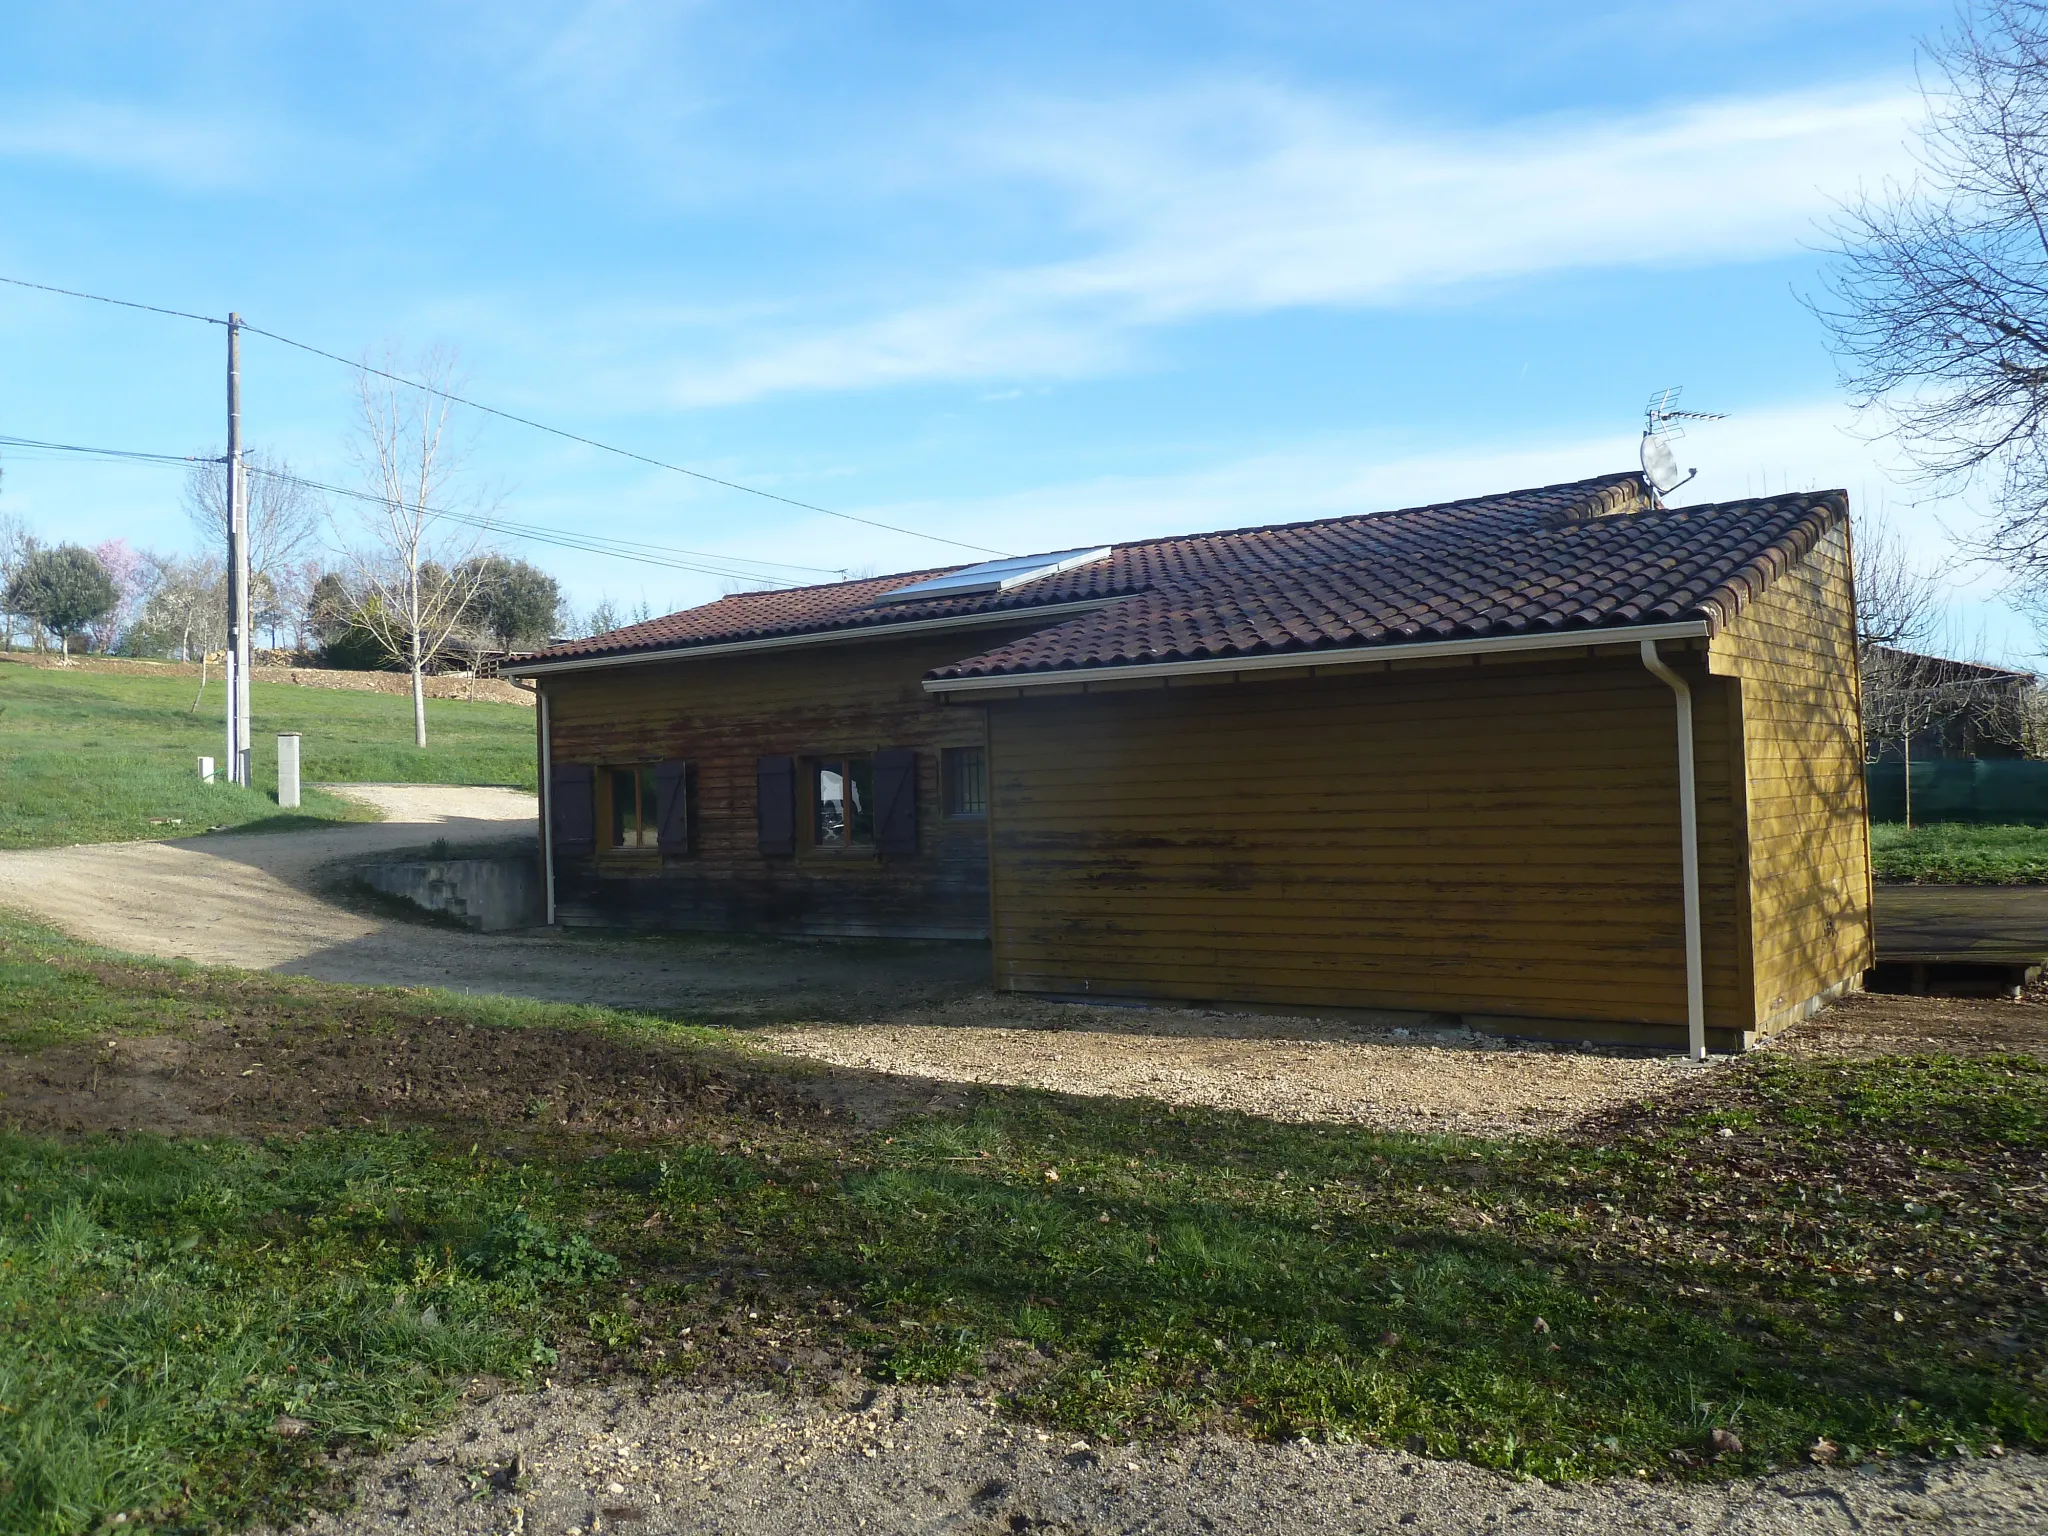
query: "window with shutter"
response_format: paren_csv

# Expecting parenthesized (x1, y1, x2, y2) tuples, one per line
(757, 755, 795, 856)
(874, 748, 917, 856)
(653, 760, 690, 854)
(550, 763, 595, 856)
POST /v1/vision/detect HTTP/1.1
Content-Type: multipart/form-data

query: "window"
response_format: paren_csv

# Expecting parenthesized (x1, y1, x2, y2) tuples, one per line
(811, 756, 874, 847)
(608, 766, 660, 849)
(942, 745, 986, 818)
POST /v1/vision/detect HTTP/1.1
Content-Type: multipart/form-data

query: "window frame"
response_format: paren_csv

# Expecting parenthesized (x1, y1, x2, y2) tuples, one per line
(805, 752, 876, 852)
(597, 763, 662, 855)
(941, 744, 987, 819)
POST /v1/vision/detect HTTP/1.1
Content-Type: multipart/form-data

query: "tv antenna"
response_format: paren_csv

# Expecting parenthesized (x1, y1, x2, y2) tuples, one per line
(1640, 386, 1726, 497)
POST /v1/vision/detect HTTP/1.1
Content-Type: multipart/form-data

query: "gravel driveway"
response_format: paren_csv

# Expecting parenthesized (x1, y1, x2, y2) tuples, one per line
(0, 783, 1714, 1135)
(271, 1381, 2046, 1536)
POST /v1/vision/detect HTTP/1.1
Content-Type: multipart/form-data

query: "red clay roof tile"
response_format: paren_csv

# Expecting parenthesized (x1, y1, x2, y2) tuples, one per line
(513, 472, 1846, 681)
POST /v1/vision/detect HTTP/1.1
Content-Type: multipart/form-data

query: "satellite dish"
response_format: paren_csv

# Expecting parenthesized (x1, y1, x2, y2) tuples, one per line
(1640, 386, 1723, 497)
(1641, 432, 1689, 494)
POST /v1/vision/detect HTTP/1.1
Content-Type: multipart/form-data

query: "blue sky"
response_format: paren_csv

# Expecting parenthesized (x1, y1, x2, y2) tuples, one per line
(0, 1, 2024, 655)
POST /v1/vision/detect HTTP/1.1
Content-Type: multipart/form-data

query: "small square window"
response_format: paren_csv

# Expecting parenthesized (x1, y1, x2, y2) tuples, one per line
(942, 746, 986, 818)
(811, 756, 874, 847)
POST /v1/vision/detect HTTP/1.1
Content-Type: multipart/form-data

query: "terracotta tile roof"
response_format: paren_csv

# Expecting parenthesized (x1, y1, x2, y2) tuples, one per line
(514, 473, 1847, 680)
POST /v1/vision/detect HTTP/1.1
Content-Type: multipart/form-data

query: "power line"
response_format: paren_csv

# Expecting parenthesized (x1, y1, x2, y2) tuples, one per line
(0, 271, 1007, 558)
(236, 321, 1009, 557)
(0, 432, 844, 586)
(0, 274, 225, 328)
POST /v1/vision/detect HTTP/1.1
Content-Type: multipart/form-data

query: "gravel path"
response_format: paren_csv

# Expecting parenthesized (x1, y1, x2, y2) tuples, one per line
(271, 1381, 2047, 1536)
(0, 785, 1715, 1132)
(757, 998, 1710, 1138)
(0, 786, 984, 1020)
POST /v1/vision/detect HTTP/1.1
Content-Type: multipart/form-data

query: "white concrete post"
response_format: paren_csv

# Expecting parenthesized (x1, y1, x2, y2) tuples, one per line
(198, 756, 215, 784)
(276, 733, 301, 809)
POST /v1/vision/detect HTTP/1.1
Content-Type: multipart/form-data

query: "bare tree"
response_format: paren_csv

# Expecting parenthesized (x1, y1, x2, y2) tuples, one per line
(340, 347, 494, 747)
(184, 447, 322, 591)
(0, 509, 35, 652)
(1820, 2, 2048, 568)
(1853, 505, 1946, 649)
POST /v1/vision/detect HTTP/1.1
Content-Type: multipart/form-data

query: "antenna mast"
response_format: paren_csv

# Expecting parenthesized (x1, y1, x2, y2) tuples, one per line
(1639, 386, 1726, 498)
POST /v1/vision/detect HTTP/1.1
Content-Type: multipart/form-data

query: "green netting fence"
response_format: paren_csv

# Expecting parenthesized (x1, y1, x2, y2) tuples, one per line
(1866, 759, 2048, 824)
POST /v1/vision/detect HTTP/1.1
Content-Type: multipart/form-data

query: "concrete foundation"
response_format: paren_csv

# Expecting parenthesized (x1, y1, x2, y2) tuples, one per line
(358, 855, 543, 932)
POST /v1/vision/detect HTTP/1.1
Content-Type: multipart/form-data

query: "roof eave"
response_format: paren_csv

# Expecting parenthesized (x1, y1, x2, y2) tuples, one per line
(502, 597, 1121, 678)
(922, 617, 1714, 694)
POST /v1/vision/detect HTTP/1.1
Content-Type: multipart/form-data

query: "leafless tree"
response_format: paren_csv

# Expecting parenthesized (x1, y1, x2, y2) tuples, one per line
(339, 346, 494, 747)
(0, 509, 35, 652)
(1861, 640, 2026, 823)
(266, 559, 327, 653)
(184, 447, 322, 591)
(1816, 2, 2048, 568)
(1853, 505, 1946, 650)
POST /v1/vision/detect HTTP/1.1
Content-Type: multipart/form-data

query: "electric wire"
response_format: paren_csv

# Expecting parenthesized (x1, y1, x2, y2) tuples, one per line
(235, 320, 1008, 557)
(0, 274, 226, 328)
(0, 271, 1007, 559)
(0, 433, 840, 587)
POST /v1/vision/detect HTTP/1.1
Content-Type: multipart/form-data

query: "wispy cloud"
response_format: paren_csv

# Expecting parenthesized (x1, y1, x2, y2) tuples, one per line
(663, 79, 1921, 405)
(0, 100, 283, 192)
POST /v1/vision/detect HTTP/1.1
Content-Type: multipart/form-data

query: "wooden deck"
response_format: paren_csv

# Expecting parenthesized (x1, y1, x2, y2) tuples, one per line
(1872, 885, 2048, 996)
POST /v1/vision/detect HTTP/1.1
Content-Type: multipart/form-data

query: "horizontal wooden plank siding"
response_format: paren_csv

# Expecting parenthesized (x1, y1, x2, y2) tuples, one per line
(540, 628, 1031, 939)
(986, 651, 1755, 1035)
(1709, 522, 1874, 1028)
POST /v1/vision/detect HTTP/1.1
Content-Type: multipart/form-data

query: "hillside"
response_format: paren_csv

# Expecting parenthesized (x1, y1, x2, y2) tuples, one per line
(0, 656, 536, 848)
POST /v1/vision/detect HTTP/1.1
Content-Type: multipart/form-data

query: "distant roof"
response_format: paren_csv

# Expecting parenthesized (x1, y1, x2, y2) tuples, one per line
(1868, 646, 2036, 685)
(508, 472, 1848, 680)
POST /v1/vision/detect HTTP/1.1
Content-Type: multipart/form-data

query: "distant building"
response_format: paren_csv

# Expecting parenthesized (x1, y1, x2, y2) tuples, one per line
(1862, 646, 2038, 762)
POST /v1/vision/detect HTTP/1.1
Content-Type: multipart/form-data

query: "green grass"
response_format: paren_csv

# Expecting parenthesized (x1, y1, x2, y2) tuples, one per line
(0, 660, 534, 848)
(1871, 822, 2048, 883)
(0, 912, 2042, 1531)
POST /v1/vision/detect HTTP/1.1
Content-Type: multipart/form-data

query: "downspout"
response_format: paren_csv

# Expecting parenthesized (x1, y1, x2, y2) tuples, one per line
(1640, 641, 1707, 1062)
(538, 687, 556, 926)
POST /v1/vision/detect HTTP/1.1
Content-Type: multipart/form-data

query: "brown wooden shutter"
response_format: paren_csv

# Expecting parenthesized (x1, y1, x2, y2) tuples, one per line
(550, 763, 595, 856)
(756, 755, 795, 856)
(873, 748, 917, 856)
(653, 760, 689, 854)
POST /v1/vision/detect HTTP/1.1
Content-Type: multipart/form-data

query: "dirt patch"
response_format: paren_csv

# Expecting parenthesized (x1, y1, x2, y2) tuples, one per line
(0, 1006, 964, 1142)
(267, 1380, 2048, 1536)
(1773, 983, 2048, 1058)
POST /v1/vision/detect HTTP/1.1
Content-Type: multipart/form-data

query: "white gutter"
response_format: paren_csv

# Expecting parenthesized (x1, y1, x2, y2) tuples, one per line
(1639, 639, 1707, 1062)
(502, 598, 1117, 678)
(537, 687, 556, 926)
(924, 618, 1712, 693)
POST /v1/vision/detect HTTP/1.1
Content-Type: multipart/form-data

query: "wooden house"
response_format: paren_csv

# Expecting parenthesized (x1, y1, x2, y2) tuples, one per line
(503, 473, 1872, 1054)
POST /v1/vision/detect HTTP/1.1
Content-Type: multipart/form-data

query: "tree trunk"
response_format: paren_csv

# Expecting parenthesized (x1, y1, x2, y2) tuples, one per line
(410, 620, 427, 748)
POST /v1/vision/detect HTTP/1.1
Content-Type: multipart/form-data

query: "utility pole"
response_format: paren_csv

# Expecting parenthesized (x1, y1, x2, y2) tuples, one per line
(225, 313, 251, 786)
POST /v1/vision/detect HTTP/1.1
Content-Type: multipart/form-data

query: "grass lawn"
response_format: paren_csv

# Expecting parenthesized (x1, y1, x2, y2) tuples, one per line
(0, 915, 2042, 1533)
(0, 659, 534, 848)
(1871, 822, 2048, 884)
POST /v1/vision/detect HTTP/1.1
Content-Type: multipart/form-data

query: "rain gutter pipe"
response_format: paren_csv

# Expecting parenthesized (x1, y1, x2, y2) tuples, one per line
(1639, 640, 1707, 1062)
(538, 687, 556, 925)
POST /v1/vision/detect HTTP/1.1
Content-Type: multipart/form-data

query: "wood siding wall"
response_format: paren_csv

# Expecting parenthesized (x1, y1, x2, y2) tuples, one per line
(1708, 522, 1875, 1029)
(540, 628, 1031, 939)
(984, 649, 1757, 1041)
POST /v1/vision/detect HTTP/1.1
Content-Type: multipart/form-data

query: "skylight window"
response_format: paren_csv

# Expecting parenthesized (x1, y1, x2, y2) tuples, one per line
(874, 546, 1112, 605)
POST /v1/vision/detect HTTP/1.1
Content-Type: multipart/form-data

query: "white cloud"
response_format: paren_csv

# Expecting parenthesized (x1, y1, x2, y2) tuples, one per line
(665, 79, 1923, 405)
(0, 100, 279, 191)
